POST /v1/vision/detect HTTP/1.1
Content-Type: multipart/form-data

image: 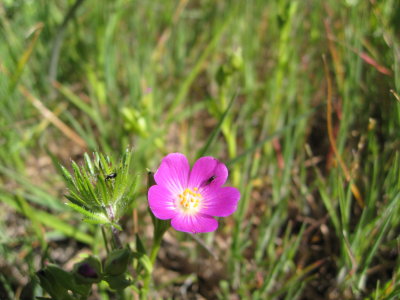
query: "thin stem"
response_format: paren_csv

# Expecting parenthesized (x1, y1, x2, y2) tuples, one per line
(101, 226, 110, 254)
(149, 235, 162, 265)
(111, 225, 123, 249)
(105, 205, 123, 249)
(140, 235, 163, 300)
(140, 171, 167, 298)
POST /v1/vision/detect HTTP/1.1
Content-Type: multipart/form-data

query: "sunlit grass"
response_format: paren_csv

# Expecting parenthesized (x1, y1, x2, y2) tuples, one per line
(0, 0, 399, 299)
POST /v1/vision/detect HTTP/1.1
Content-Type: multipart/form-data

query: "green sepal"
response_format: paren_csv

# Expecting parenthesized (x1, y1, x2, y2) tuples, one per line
(83, 152, 95, 176)
(109, 221, 123, 231)
(103, 273, 132, 291)
(60, 150, 136, 224)
(65, 203, 108, 224)
(73, 256, 102, 284)
(132, 251, 152, 274)
(152, 214, 170, 241)
(133, 234, 148, 275)
(135, 234, 147, 255)
(60, 165, 76, 190)
(104, 247, 132, 276)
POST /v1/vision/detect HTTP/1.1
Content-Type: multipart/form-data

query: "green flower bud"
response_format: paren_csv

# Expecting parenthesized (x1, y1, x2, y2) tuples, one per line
(104, 248, 131, 276)
(121, 107, 148, 137)
(73, 256, 102, 284)
(216, 48, 243, 86)
(229, 47, 243, 72)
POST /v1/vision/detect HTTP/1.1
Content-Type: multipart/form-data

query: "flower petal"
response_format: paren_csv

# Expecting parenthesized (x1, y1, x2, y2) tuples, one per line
(154, 153, 189, 194)
(171, 214, 218, 233)
(201, 187, 240, 217)
(148, 185, 177, 220)
(188, 156, 228, 189)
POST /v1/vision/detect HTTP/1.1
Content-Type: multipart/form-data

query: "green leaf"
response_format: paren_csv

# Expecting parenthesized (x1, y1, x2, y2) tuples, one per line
(65, 193, 89, 209)
(65, 203, 108, 224)
(0, 166, 65, 211)
(226, 108, 316, 166)
(1, 192, 93, 244)
(36, 265, 75, 300)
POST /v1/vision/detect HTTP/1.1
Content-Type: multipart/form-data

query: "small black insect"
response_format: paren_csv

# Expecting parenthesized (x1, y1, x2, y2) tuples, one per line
(204, 175, 216, 185)
(105, 173, 117, 180)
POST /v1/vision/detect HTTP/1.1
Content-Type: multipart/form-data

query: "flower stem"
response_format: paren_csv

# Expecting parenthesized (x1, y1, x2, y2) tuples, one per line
(140, 235, 163, 300)
(111, 225, 123, 249)
(140, 171, 169, 298)
(101, 226, 110, 254)
(105, 205, 123, 249)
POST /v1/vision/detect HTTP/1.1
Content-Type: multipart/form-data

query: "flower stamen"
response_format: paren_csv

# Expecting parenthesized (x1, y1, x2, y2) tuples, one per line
(177, 188, 202, 214)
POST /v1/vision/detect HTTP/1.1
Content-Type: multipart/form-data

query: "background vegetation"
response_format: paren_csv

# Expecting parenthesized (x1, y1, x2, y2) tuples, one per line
(0, 0, 399, 299)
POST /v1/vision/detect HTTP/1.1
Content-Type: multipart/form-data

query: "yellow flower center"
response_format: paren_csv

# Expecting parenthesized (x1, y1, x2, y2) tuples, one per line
(177, 187, 202, 214)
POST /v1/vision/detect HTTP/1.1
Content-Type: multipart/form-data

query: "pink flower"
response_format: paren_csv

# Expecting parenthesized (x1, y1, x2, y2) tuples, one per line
(148, 153, 240, 233)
